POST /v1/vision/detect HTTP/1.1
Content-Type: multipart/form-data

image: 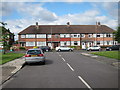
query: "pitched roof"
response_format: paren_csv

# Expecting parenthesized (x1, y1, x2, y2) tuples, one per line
(18, 25, 115, 35)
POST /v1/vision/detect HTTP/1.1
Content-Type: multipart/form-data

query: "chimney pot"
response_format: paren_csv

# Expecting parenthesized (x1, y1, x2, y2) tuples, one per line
(67, 22, 70, 27)
(36, 22, 38, 26)
(98, 22, 101, 26)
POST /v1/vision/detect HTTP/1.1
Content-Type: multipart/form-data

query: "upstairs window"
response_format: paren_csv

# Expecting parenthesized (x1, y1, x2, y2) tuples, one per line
(97, 34, 100, 37)
(106, 34, 112, 37)
(60, 34, 70, 38)
(26, 34, 35, 38)
(47, 34, 52, 38)
(71, 34, 80, 38)
(21, 35, 25, 38)
(55, 34, 59, 38)
(37, 34, 46, 38)
(88, 34, 92, 38)
(81, 34, 85, 38)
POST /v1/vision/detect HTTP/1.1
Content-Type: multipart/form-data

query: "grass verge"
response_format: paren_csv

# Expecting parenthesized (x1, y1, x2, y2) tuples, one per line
(91, 51, 120, 60)
(0, 53, 25, 64)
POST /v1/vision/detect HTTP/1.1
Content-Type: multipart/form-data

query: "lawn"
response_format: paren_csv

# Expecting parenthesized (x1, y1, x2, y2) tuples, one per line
(91, 51, 120, 60)
(0, 53, 25, 64)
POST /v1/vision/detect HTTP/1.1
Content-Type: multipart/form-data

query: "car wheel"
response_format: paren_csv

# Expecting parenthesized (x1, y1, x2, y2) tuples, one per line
(109, 48, 112, 51)
(46, 50, 48, 52)
(69, 49, 72, 51)
(58, 49, 61, 52)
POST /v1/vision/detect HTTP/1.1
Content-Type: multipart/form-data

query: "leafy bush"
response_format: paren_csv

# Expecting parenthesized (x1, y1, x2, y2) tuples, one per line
(19, 47, 26, 50)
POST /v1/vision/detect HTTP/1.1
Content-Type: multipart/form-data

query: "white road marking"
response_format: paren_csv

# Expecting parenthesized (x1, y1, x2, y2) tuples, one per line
(67, 63, 74, 71)
(78, 76, 93, 90)
(61, 57, 66, 62)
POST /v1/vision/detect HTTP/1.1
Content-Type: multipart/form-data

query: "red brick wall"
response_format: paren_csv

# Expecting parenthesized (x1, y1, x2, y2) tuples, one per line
(60, 38, 71, 41)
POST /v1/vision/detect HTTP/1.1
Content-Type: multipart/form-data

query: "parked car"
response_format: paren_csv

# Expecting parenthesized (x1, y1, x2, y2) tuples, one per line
(24, 48, 45, 64)
(39, 46, 51, 52)
(86, 46, 101, 51)
(56, 46, 74, 51)
(106, 45, 120, 51)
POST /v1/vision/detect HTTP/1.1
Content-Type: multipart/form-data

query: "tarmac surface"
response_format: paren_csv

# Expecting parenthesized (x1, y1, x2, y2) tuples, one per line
(0, 50, 119, 88)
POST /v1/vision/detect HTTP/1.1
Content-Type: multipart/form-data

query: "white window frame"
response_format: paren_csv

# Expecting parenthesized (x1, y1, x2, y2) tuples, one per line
(71, 34, 80, 38)
(47, 34, 52, 38)
(37, 34, 46, 38)
(96, 34, 101, 38)
(37, 42, 46, 46)
(60, 41, 70, 46)
(54, 34, 59, 38)
(21, 35, 25, 38)
(74, 41, 78, 45)
(60, 34, 70, 38)
(88, 34, 92, 38)
(106, 34, 112, 37)
(26, 42, 35, 46)
(26, 34, 35, 38)
(81, 34, 85, 38)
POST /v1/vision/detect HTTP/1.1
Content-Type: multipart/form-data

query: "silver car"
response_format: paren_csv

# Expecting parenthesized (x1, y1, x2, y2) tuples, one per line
(24, 48, 45, 64)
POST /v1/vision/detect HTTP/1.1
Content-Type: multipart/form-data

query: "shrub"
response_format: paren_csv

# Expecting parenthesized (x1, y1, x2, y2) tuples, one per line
(19, 47, 26, 50)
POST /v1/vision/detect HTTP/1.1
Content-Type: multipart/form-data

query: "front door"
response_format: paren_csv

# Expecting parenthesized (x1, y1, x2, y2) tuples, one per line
(54, 42, 59, 49)
(82, 42, 86, 49)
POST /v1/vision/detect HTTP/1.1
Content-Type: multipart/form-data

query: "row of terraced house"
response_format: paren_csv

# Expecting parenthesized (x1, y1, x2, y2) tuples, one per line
(18, 22, 118, 49)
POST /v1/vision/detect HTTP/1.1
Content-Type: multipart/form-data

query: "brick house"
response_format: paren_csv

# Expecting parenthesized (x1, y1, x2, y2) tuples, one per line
(18, 22, 117, 49)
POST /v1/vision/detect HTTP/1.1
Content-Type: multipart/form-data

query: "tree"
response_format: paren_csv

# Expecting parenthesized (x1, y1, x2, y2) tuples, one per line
(114, 26, 120, 43)
(0, 22, 10, 54)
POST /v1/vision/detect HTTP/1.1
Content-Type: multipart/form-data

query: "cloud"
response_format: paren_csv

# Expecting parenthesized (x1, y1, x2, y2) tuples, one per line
(1, 2, 58, 22)
(92, 2, 118, 19)
(2, 2, 118, 40)
(18, 3, 58, 21)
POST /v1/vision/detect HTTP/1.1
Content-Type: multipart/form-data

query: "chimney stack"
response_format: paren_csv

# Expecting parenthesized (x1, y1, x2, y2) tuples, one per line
(98, 22, 101, 26)
(96, 21, 101, 26)
(36, 22, 39, 29)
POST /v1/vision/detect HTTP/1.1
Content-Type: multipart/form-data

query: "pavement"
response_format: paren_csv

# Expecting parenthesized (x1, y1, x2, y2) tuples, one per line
(0, 50, 119, 87)
(0, 57, 25, 85)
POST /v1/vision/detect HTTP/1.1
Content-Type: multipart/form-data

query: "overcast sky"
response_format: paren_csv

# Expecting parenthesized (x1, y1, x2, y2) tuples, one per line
(1, 0, 119, 40)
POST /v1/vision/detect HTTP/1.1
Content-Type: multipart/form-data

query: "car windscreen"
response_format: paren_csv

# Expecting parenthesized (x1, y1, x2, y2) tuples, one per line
(27, 50, 42, 55)
(94, 46, 98, 47)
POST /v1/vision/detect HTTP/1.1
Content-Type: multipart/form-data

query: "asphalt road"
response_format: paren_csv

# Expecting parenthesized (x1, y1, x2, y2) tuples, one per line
(2, 51, 119, 89)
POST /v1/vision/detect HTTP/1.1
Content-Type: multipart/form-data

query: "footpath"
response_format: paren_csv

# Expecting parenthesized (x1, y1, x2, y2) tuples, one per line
(0, 57, 25, 85)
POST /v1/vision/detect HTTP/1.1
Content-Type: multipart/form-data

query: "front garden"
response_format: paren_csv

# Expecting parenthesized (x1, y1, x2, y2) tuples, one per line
(91, 51, 120, 60)
(0, 53, 25, 64)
